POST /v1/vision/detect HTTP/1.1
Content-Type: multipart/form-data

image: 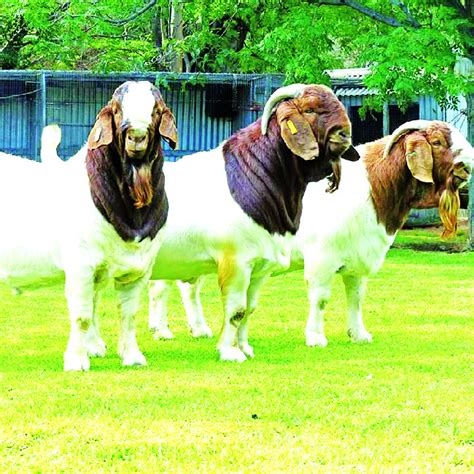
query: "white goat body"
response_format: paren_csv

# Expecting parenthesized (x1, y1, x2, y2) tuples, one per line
(0, 146, 164, 366)
(152, 149, 294, 280)
(148, 149, 294, 348)
(148, 84, 358, 362)
(149, 121, 473, 347)
(1, 81, 178, 371)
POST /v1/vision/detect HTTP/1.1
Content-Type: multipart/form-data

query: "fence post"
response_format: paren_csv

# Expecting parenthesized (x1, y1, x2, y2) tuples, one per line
(35, 72, 46, 161)
(264, 75, 272, 104)
(383, 102, 390, 135)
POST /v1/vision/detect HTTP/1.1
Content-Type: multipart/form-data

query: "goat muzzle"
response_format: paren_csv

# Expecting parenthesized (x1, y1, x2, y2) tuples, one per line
(125, 128, 150, 159)
(452, 161, 471, 188)
(327, 128, 353, 157)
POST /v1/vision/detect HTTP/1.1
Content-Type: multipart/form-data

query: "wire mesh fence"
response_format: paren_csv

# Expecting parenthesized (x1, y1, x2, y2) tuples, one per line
(0, 71, 284, 161)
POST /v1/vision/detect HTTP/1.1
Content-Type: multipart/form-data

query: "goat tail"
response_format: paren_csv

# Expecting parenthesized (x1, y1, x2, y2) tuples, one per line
(41, 124, 62, 164)
(131, 164, 153, 208)
(439, 177, 460, 240)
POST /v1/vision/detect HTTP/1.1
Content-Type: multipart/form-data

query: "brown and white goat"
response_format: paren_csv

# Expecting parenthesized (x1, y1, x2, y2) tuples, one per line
(0, 81, 178, 370)
(146, 84, 359, 362)
(299, 120, 472, 346)
(148, 120, 473, 348)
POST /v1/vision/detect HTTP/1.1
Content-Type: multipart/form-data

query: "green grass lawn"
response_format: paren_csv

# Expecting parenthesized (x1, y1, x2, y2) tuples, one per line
(1, 244, 473, 472)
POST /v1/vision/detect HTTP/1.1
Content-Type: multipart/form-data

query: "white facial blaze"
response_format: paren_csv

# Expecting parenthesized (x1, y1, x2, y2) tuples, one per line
(448, 124, 474, 173)
(121, 81, 156, 133)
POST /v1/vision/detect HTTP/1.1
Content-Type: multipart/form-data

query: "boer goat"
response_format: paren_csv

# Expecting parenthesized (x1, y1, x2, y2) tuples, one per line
(149, 120, 473, 347)
(145, 84, 359, 362)
(0, 81, 178, 371)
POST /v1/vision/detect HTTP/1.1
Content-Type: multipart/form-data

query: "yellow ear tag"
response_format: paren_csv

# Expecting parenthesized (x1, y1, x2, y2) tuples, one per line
(94, 127, 102, 142)
(286, 120, 298, 135)
(287, 119, 298, 135)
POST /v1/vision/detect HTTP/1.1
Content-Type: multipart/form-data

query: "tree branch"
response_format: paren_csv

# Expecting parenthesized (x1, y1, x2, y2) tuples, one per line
(97, 0, 158, 26)
(390, 0, 420, 27)
(444, 0, 469, 17)
(311, 0, 420, 28)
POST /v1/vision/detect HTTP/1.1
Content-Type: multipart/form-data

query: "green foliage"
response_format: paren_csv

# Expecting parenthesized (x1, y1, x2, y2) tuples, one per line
(358, 4, 472, 112)
(0, 0, 472, 109)
(1, 0, 159, 71)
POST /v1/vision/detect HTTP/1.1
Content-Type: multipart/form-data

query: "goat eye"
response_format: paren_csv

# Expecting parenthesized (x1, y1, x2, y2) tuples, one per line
(432, 140, 441, 146)
(304, 109, 316, 114)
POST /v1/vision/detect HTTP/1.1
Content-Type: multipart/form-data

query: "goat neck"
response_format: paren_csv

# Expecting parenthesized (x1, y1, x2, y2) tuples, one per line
(364, 135, 447, 235)
(223, 118, 334, 235)
(86, 140, 168, 242)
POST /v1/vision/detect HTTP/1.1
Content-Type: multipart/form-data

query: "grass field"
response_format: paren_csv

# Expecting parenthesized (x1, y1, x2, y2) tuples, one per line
(1, 233, 473, 472)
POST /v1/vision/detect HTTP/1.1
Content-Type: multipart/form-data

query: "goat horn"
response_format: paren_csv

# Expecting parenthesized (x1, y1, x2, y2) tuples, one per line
(261, 84, 307, 135)
(382, 120, 434, 159)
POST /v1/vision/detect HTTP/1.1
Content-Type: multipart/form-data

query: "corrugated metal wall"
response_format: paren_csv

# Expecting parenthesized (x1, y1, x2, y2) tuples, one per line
(0, 72, 40, 157)
(1, 71, 458, 162)
(0, 71, 285, 161)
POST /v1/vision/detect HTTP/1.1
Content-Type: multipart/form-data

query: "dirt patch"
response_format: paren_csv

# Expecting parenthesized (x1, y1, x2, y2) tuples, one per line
(391, 241, 469, 253)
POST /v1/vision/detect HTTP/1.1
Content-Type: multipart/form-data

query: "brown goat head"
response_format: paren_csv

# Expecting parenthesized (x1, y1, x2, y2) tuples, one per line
(87, 81, 178, 155)
(261, 84, 359, 192)
(86, 81, 177, 209)
(384, 120, 473, 238)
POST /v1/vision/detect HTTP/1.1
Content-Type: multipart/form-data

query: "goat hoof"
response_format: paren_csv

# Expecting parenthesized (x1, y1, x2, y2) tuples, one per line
(348, 328, 373, 344)
(121, 350, 147, 367)
(86, 339, 107, 357)
(219, 346, 247, 363)
(64, 351, 90, 371)
(239, 343, 254, 358)
(152, 328, 174, 340)
(306, 333, 328, 348)
(191, 324, 213, 338)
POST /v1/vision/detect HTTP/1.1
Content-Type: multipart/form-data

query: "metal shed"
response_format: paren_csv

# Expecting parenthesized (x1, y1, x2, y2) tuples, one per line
(328, 68, 466, 144)
(1, 69, 465, 159)
(0, 70, 284, 161)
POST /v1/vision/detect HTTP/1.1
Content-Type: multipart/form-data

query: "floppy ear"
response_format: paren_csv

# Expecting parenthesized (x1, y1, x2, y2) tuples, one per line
(405, 132, 434, 183)
(159, 109, 178, 150)
(87, 106, 114, 150)
(276, 102, 319, 160)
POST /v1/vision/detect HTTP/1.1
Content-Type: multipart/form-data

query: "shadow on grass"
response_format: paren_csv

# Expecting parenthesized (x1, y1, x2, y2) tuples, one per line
(393, 224, 471, 253)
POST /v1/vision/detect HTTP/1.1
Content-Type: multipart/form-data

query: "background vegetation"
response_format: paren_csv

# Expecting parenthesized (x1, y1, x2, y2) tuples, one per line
(1, 234, 473, 471)
(1, 0, 472, 111)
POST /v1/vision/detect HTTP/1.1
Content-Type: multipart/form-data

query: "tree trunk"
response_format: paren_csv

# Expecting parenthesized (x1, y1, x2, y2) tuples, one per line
(170, 0, 184, 73)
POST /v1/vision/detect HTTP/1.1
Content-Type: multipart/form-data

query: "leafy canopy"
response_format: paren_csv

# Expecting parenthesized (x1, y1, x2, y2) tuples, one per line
(0, 0, 472, 109)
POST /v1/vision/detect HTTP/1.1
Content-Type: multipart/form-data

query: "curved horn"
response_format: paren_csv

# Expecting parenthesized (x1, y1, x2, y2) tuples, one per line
(261, 84, 307, 135)
(383, 120, 434, 159)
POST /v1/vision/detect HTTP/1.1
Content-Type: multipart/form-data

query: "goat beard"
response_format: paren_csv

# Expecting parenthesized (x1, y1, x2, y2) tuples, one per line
(129, 163, 153, 209)
(326, 159, 341, 193)
(438, 175, 460, 240)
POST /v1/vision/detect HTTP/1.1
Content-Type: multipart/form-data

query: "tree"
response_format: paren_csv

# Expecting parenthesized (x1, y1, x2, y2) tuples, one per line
(0, 0, 472, 110)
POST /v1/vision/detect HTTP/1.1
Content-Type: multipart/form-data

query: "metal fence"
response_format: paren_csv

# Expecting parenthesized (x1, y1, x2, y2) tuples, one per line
(0, 70, 284, 161)
(0, 69, 458, 159)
